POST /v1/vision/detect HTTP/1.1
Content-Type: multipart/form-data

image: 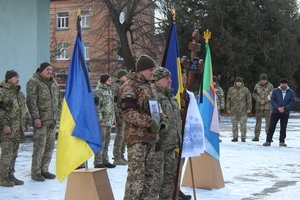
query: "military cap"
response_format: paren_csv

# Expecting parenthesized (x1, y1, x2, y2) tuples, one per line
(39, 62, 51, 73)
(5, 70, 19, 82)
(153, 67, 172, 81)
(235, 77, 243, 82)
(136, 54, 156, 72)
(260, 74, 268, 80)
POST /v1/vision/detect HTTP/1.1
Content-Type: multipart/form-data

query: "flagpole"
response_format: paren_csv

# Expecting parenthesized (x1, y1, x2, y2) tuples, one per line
(188, 158, 197, 200)
(166, 8, 187, 200)
(172, 29, 202, 200)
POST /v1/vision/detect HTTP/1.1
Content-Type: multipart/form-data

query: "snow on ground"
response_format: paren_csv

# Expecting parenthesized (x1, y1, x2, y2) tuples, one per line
(0, 112, 299, 200)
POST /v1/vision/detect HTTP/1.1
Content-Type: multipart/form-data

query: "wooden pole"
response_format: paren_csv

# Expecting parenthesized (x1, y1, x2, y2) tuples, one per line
(172, 29, 202, 200)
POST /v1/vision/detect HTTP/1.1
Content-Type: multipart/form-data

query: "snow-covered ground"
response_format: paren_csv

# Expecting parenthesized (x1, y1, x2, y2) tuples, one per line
(1, 112, 299, 200)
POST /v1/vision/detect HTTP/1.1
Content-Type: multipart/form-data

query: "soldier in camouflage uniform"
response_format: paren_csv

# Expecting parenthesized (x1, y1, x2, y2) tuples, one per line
(213, 76, 225, 114)
(26, 62, 60, 181)
(0, 70, 28, 187)
(147, 67, 182, 200)
(111, 69, 128, 165)
(252, 74, 274, 141)
(94, 73, 116, 168)
(226, 77, 252, 142)
(119, 55, 167, 200)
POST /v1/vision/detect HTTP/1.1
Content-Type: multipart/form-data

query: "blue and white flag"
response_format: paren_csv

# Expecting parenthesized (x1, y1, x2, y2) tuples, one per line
(182, 90, 205, 158)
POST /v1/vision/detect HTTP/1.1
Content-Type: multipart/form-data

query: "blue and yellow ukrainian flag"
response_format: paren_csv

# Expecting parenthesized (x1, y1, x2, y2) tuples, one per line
(56, 13, 102, 182)
(162, 10, 183, 108)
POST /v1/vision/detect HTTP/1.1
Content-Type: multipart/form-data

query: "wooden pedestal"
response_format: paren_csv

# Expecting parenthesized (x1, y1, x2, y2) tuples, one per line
(182, 152, 225, 189)
(65, 168, 114, 200)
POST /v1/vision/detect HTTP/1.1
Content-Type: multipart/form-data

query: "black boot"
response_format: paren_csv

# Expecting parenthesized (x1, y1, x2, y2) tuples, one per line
(179, 190, 191, 200)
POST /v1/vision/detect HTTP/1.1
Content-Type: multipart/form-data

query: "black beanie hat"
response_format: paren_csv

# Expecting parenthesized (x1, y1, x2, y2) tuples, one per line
(116, 69, 128, 79)
(260, 74, 268, 80)
(280, 78, 288, 84)
(5, 70, 19, 82)
(100, 73, 110, 83)
(39, 62, 51, 73)
(136, 54, 156, 72)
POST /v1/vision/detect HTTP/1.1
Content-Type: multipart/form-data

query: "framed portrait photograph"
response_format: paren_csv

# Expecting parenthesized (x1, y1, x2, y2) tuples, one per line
(148, 99, 161, 123)
(190, 58, 199, 70)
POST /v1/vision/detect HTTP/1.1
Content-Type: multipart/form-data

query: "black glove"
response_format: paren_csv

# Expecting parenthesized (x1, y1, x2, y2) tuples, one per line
(150, 120, 160, 133)
(159, 117, 169, 133)
(94, 96, 99, 105)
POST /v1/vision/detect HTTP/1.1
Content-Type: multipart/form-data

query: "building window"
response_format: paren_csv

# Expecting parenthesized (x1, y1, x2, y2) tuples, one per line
(57, 12, 69, 29)
(80, 11, 89, 28)
(56, 43, 68, 60)
(84, 44, 90, 60)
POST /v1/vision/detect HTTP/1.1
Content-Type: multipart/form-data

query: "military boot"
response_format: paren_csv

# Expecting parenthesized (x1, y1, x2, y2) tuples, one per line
(121, 156, 128, 163)
(42, 172, 56, 179)
(113, 158, 127, 165)
(0, 177, 15, 187)
(31, 174, 45, 181)
(9, 174, 24, 185)
(263, 141, 271, 146)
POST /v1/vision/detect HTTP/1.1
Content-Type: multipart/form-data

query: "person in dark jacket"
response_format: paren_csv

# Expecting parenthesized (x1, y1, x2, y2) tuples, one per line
(263, 78, 295, 147)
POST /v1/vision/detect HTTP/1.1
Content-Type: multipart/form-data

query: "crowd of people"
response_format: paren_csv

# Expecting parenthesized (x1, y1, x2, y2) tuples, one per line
(0, 55, 296, 200)
(215, 73, 295, 146)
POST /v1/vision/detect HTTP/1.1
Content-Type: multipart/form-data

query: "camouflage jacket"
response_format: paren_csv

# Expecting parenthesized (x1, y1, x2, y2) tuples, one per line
(154, 85, 182, 151)
(26, 73, 60, 124)
(119, 73, 156, 146)
(226, 83, 252, 114)
(111, 79, 125, 122)
(0, 81, 28, 141)
(94, 81, 115, 126)
(214, 84, 225, 110)
(252, 81, 273, 111)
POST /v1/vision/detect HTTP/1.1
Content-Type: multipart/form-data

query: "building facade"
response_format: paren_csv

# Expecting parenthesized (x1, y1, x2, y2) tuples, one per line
(50, 0, 161, 92)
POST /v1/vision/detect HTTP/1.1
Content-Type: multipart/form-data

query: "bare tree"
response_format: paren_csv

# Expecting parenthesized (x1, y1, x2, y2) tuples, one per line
(84, 0, 164, 71)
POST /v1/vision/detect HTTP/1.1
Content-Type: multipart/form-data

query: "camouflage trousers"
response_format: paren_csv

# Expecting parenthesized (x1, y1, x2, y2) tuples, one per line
(94, 126, 111, 165)
(31, 122, 55, 175)
(113, 119, 126, 160)
(123, 142, 155, 200)
(0, 140, 19, 178)
(230, 113, 248, 139)
(146, 148, 177, 200)
(254, 109, 271, 138)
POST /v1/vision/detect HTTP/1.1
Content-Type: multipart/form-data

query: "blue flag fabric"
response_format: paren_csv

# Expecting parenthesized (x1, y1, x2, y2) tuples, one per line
(198, 43, 220, 160)
(66, 33, 101, 152)
(162, 21, 183, 107)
